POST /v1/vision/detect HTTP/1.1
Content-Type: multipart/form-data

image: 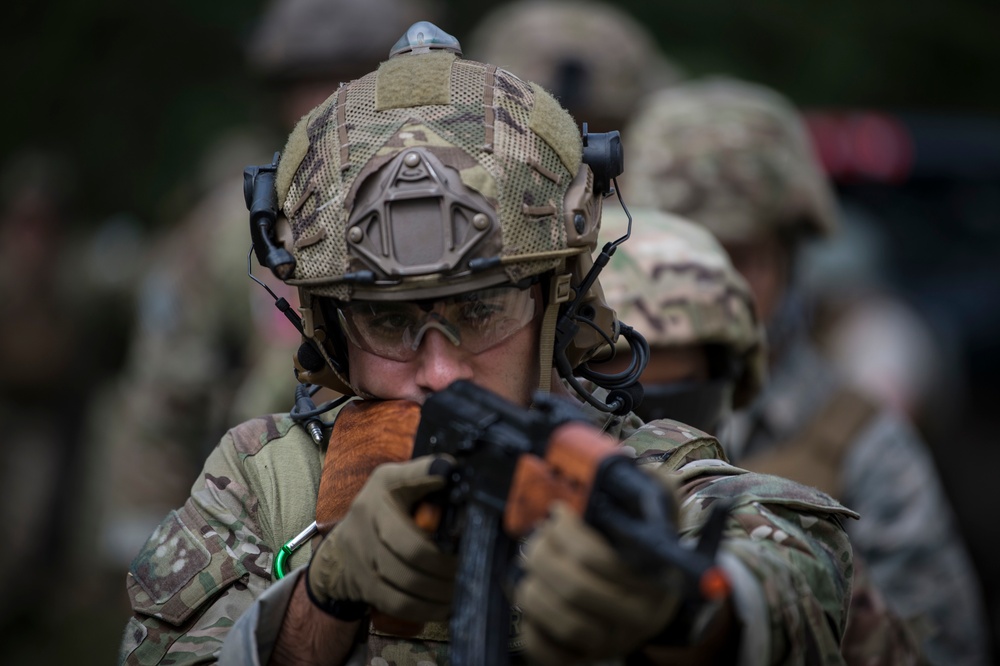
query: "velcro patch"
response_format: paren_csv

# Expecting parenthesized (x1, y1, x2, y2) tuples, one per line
(528, 83, 582, 175)
(376, 52, 455, 110)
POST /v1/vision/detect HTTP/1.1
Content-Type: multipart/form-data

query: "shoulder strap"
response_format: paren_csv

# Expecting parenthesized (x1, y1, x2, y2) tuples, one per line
(738, 387, 879, 499)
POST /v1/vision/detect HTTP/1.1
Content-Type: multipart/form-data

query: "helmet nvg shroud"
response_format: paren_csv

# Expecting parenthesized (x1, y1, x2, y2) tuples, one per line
(244, 22, 644, 414)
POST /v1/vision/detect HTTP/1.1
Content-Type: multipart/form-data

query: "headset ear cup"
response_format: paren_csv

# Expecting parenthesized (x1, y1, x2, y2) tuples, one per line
(293, 338, 354, 396)
(293, 290, 355, 397)
(297, 341, 326, 373)
(561, 267, 619, 370)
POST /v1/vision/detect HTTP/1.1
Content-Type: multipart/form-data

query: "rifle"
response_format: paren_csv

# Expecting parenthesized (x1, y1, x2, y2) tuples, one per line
(315, 380, 730, 665)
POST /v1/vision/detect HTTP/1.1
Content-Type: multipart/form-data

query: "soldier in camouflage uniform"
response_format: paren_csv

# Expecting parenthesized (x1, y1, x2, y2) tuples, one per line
(594, 206, 765, 434)
(623, 77, 989, 665)
(465, 0, 684, 133)
(597, 207, 923, 664)
(121, 24, 858, 665)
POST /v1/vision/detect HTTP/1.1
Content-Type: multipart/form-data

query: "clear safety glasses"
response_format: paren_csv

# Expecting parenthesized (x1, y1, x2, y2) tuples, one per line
(337, 285, 539, 362)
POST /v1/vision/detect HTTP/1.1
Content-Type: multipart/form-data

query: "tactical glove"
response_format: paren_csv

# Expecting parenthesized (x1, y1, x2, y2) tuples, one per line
(515, 503, 685, 665)
(306, 456, 457, 621)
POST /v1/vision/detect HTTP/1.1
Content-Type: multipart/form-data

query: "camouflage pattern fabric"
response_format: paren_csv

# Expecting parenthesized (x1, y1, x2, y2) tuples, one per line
(621, 77, 837, 243)
(598, 209, 923, 664)
(275, 50, 591, 301)
(842, 559, 925, 666)
(465, 0, 684, 132)
(622, 73, 986, 665)
(120, 395, 856, 665)
(721, 338, 989, 666)
(119, 408, 326, 664)
(599, 206, 766, 407)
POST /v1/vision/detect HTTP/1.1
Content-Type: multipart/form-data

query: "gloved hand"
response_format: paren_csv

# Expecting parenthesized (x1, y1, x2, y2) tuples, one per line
(306, 456, 457, 621)
(514, 503, 685, 665)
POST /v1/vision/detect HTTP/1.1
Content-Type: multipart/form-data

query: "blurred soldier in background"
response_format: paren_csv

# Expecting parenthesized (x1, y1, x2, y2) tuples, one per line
(465, 0, 684, 133)
(0, 148, 146, 661)
(797, 201, 960, 434)
(0, 150, 85, 633)
(85, 0, 440, 583)
(594, 207, 764, 434)
(595, 206, 923, 664)
(622, 76, 989, 665)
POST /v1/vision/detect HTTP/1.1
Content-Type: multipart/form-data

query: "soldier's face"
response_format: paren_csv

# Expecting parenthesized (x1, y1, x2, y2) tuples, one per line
(722, 234, 791, 325)
(346, 284, 543, 407)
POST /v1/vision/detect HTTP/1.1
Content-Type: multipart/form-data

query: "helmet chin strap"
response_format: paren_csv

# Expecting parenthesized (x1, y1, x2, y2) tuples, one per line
(537, 266, 573, 394)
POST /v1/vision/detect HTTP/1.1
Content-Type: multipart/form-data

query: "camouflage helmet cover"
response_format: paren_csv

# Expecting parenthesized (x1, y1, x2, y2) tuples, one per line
(275, 50, 602, 300)
(623, 77, 837, 243)
(248, 0, 442, 81)
(599, 207, 766, 407)
(466, 0, 684, 131)
(270, 34, 611, 391)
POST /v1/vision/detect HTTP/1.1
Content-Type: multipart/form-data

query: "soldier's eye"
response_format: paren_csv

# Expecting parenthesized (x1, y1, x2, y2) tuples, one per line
(459, 300, 502, 329)
(365, 308, 418, 335)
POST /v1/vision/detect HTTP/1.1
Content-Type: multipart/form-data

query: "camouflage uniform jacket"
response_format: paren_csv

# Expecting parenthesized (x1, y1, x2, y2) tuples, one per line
(120, 398, 857, 665)
(720, 337, 989, 666)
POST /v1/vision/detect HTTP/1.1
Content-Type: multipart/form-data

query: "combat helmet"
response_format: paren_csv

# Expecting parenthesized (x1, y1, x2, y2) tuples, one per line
(466, 0, 683, 132)
(601, 208, 767, 431)
(598, 207, 765, 428)
(623, 77, 837, 243)
(244, 22, 643, 413)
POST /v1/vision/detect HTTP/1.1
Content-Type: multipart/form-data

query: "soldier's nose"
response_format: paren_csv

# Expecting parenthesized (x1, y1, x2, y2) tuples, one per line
(413, 328, 474, 394)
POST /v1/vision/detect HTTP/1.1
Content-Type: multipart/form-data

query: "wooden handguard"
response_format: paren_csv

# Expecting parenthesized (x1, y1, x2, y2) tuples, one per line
(505, 421, 624, 537)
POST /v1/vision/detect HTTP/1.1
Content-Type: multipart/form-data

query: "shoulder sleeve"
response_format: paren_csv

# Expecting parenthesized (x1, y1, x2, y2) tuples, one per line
(844, 411, 989, 665)
(652, 453, 859, 665)
(623, 418, 731, 469)
(119, 417, 288, 665)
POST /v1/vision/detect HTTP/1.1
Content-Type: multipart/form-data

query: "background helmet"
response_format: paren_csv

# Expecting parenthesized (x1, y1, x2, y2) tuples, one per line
(465, 0, 684, 132)
(622, 77, 837, 243)
(599, 207, 765, 409)
(257, 24, 617, 397)
(247, 0, 441, 83)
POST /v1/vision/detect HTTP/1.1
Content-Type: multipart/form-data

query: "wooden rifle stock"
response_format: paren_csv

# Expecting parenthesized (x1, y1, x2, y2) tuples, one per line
(316, 399, 423, 636)
(316, 399, 421, 530)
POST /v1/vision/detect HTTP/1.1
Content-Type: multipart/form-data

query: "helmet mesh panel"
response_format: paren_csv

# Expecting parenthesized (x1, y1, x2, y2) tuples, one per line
(283, 55, 579, 298)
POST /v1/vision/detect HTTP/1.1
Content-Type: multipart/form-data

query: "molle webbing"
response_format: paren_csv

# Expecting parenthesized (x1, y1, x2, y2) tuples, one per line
(738, 387, 879, 498)
(483, 64, 497, 152)
(336, 85, 351, 170)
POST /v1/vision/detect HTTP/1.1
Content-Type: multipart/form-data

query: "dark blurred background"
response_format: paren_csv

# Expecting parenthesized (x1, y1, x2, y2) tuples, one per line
(5, 0, 1000, 231)
(2, 0, 998, 663)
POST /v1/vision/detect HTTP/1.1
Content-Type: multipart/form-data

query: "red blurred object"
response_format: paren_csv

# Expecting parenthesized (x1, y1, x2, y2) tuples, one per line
(805, 111, 914, 183)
